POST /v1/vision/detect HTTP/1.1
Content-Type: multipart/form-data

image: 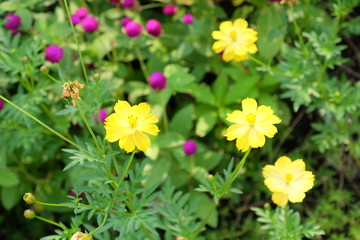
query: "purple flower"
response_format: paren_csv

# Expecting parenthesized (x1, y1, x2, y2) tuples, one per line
(121, 0, 135, 8)
(93, 109, 108, 123)
(124, 21, 142, 38)
(69, 188, 85, 198)
(71, 14, 81, 25)
(120, 17, 132, 27)
(0, 99, 4, 111)
(183, 140, 197, 155)
(75, 8, 88, 19)
(163, 4, 177, 16)
(145, 19, 162, 37)
(44, 45, 63, 63)
(149, 72, 167, 90)
(182, 14, 194, 24)
(82, 16, 99, 33)
(4, 14, 21, 30)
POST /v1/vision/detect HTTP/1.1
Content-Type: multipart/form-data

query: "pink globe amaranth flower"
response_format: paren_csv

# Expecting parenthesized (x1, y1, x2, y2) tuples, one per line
(45, 45, 64, 63)
(163, 4, 177, 16)
(145, 19, 162, 37)
(124, 21, 142, 38)
(183, 140, 197, 155)
(4, 13, 21, 30)
(121, 0, 135, 8)
(10, 29, 22, 35)
(182, 14, 194, 24)
(121, 17, 132, 27)
(69, 188, 85, 198)
(149, 72, 167, 90)
(0, 99, 4, 110)
(93, 109, 108, 123)
(82, 16, 99, 33)
(71, 14, 81, 25)
(75, 8, 88, 19)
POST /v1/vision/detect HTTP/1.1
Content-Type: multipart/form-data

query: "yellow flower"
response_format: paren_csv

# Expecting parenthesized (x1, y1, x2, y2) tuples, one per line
(224, 98, 281, 152)
(104, 101, 159, 153)
(262, 156, 315, 206)
(212, 18, 258, 62)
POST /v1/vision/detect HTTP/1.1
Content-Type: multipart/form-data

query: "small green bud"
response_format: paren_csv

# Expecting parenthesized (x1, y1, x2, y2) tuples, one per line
(23, 193, 36, 204)
(70, 232, 92, 240)
(24, 209, 35, 219)
(264, 202, 271, 210)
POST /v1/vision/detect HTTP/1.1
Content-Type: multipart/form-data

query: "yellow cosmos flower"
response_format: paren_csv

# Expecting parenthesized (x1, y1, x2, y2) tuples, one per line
(212, 18, 258, 62)
(262, 156, 315, 206)
(224, 98, 281, 152)
(104, 101, 160, 153)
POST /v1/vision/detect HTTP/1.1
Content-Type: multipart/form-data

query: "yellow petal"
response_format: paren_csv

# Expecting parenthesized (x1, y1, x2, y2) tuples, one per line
(274, 156, 292, 174)
(263, 166, 288, 192)
(234, 54, 248, 62)
(242, 98, 257, 113)
(222, 45, 235, 62)
(271, 192, 288, 206)
(212, 31, 228, 40)
(235, 134, 250, 152)
(219, 21, 233, 34)
(290, 171, 314, 192)
(226, 110, 247, 124)
(254, 124, 278, 138)
(248, 128, 265, 148)
(234, 44, 247, 57)
(212, 40, 228, 53)
(247, 44, 258, 54)
(287, 188, 306, 203)
(134, 131, 151, 152)
(137, 123, 159, 136)
(133, 102, 150, 117)
(119, 135, 136, 153)
(114, 100, 131, 115)
(233, 18, 248, 30)
(225, 124, 249, 141)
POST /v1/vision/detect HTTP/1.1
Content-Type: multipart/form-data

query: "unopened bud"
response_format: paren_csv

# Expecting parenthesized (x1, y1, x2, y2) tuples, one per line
(24, 209, 35, 219)
(93, 73, 100, 80)
(40, 65, 48, 73)
(264, 202, 271, 210)
(23, 193, 36, 204)
(70, 232, 92, 240)
(176, 237, 185, 240)
(22, 56, 28, 62)
(208, 174, 214, 180)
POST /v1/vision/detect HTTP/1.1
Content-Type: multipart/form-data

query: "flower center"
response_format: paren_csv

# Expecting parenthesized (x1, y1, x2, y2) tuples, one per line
(285, 173, 293, 184)
(246, 113, 256, 125)
(230, 30, 237, 40)
(128, 115, 138, 128)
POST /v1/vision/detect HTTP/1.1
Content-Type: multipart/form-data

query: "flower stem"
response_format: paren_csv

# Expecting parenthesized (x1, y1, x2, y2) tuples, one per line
(34, 215, 66, 229)
(63, 0, 89, 83)
(140, 3, 165, 10)
(47, 73, 62, 85)
(191, 202, 216, 239)
(161, 91, 169, 132)
(35, 201, 71, 207)
(248, 56, 272, 73)
(135, 47, 149, 80)
(0, 95, 87, 152)
(117, 151, 136, 188)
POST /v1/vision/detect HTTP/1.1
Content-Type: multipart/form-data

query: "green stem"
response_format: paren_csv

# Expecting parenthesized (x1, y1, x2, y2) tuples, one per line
(89, 212, 109, 235)
(191, 203, 217, 239)
(76, 100, 102, 153)
(249, 56, 272, 73)
(47, 73, 62, 85)
(63, 0, 89, 83)
(34, 215, 66, 229)
(35, 201, 71, 207)
(0, 95, 87, 153)
(117, 151, 136, 188)
(161, 91, 169, 132)
(140, 3, 165, 10)
(135, 48, 149, 80)
(289, 5, 309, 58)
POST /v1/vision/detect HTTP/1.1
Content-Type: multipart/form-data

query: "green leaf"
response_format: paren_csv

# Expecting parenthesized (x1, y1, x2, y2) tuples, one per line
(0, 168, 19, 187)
(187, 83, 216, 105)
(1, 185, 20, 210)
(164, 64, 196, 92)
(89, 32, 118, 60)
(212, 72, 229, 104)
(190, 191, 218, 228)
(172, 41, 194, 61)
(195, 111, 217, 137)
(169, 104, 194, 137)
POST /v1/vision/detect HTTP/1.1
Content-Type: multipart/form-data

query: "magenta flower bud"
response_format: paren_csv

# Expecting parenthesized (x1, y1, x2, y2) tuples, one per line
(182, 14, 194, 24)
(163, 4, 177, 16)
(71, 14, 81, 25)
(121, 17, 132, 27)
(145, 19, 162, 37)
(69, 188, 85, 198)
(124, 21, 142, 38)
(44, 45, 64, 63)
(183, 140, 197, 155)
(0, 99, 4, 110)
(121, 0, 135, 8)
(82, 16, 99, 33)
(93, 109, 108, 123)
(149, 72, 167, 90)
(4, 14, 21, 30)
(75, 8, 88, 19)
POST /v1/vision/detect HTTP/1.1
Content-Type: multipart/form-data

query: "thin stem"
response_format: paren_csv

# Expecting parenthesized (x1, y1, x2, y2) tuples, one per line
(135, 48, 149, 80)
(89, 212, 109, 235)
(34, 215, 66, 229)
(35, 200, 71, 207)
(63, 0, 89, 83)
(117, 151, 136, 188)
(47, 73, 62, 85)
(76, 100, 102, 153)
(140, 3, 165, 10)
(161, 91, 169, 132)
(289, 5, 309, 57)
(191, 203, 217, 239)
(0, 95, 87, 152)
(249, 56, 272, 73)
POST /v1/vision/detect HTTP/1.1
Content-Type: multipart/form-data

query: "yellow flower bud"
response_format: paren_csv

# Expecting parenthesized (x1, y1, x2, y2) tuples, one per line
(23, 193, 36, 204)
(23, 209, 35, 219)
(70, 232, 92, 240)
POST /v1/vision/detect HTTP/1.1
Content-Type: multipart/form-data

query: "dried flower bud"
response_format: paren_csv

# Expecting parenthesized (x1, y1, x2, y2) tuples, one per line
(40, 65, 48, 74)
(24, 209, 35, 219)
(176, 237, 185, 240)
(22, 56, 28, 62)
(23, 193, 36, 204)
(70, 232, 92, 240)
(61, 80, 85, 106)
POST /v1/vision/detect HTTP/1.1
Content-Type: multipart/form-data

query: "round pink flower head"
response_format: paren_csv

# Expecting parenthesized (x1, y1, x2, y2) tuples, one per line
(71, 14, 81, 25)
(0, 98, 4, 110)
(125, 21, 142, 38)
(163, 4, 177, 16)
(183, 140, 197, 155)
(149, 72, 167, 90)
(182, 13, 194, 24)
(121, 0, 135, 8)
(93, 109, 108, 123)
(121, 17, 132, 27)
(69, 188, 85, 198)
(82, 16, 99, 33)
(75, 8, 88, 19)
(145, 19, 162, 37)
(45, 45, 64, 63)
(4, 13, 21, 30)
